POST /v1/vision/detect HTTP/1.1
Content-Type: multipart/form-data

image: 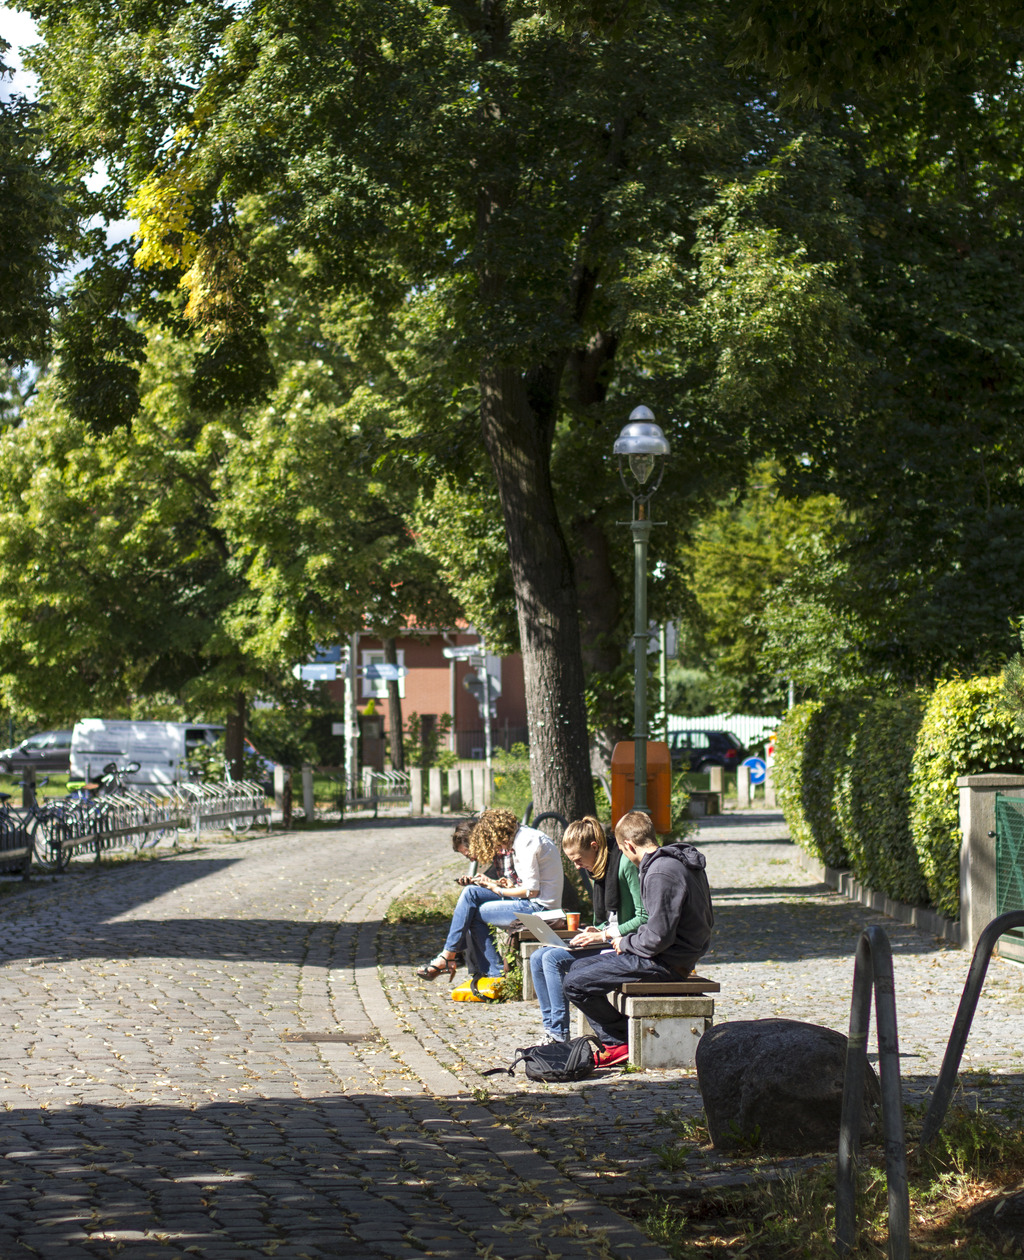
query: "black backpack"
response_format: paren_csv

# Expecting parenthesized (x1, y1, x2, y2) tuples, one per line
(484, 1036, 602, 1083)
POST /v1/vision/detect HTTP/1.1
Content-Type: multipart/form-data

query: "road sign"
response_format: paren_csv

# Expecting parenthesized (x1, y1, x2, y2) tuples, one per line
(293, 663, 339, 681)
(364, 663, 408, 681)
(743, 756, 767, 785)
(442, 644, 486, 660)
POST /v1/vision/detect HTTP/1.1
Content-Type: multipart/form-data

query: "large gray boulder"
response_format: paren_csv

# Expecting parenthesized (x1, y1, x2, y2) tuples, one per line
(695, 1019, 881, 1154)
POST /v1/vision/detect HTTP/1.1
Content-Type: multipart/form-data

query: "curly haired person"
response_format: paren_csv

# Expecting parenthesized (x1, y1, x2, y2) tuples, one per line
(416, 807, 563, 982)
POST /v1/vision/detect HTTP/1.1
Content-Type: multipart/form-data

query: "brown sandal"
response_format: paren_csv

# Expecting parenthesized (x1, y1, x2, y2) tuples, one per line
(416, 952, 456, 983)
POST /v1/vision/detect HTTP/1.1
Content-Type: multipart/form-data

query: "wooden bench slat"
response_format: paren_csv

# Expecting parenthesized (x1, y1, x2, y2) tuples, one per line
(619, 980, 720, 995)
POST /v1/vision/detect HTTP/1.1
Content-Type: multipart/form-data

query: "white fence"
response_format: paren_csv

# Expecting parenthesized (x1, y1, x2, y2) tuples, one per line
(666, 712, 780, 751)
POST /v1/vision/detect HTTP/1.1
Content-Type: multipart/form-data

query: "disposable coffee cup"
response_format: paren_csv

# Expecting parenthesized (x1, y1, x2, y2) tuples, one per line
(565, 912, 580, 932)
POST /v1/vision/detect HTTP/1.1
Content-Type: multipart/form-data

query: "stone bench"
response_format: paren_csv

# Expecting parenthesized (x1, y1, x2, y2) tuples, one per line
(570, 977, 719, 1069)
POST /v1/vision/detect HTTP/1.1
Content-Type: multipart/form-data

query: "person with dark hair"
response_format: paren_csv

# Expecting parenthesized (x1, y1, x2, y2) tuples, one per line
(415, 808, 563, 982)
(530, 815, 648, 1043)
(563, 810, 714, 1067)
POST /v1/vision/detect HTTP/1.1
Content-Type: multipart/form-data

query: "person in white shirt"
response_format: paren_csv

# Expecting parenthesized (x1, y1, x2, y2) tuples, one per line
(416, 808, 563, 981)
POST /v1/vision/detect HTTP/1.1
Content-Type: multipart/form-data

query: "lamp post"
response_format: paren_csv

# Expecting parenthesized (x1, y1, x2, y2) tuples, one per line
(614, 405, 670, 814)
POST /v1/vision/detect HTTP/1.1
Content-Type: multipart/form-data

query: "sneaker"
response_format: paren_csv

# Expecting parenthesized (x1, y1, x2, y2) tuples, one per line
(595, 1042, 629, 1067)
(542, 1031, 568, 1045)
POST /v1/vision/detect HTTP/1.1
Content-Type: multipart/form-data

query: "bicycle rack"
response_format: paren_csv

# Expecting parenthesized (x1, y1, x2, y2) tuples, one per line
(920, 908, 1024, 1147)
(836, 924, 910, 1260)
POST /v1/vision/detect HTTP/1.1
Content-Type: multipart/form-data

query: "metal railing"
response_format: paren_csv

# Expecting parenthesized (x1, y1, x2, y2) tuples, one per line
(920, 908, 1024, 1147)
(836, 925, 910, 1260)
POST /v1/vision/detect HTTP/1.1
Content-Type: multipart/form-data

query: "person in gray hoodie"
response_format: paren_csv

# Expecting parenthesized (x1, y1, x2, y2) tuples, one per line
(563, 809, 714, 1066)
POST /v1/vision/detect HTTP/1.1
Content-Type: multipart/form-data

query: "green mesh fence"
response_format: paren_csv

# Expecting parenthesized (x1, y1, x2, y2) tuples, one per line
(994, 795, 1024, 963)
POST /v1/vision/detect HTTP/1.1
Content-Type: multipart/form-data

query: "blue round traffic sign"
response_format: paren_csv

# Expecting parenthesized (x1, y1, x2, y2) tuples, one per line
(742, 756, 767, 785)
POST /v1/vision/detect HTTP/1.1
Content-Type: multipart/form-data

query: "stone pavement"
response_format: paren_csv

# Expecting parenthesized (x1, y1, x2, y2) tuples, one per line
(0, 810, 1019, 1258)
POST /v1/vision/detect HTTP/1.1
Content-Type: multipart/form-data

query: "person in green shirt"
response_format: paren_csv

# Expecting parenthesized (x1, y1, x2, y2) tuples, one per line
(530, 815, 648, 1044)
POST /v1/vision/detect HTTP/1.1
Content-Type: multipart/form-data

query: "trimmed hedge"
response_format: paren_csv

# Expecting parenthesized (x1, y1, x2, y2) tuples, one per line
(909, 676, 1023, 919)
(774, 675, 1024, 919)
(843, 693, 928, 906)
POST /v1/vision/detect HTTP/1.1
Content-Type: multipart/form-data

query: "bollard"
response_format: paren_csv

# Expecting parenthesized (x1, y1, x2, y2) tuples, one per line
(708, 765, 724, 794)
(428, 767, 442, 814)
(302, 764, 315, 822)
(409, 768, 424, 816)
(472, 766, 486, 812)
(460, 767, 474, 810)
(736, 764, 751, 808)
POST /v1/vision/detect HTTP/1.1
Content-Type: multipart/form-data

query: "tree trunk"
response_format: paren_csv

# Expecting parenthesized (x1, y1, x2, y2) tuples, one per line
(574, 518, 626, 779)
(383, 636, 404, 771)
(225, 691, 246, 781)
(480, 366, 595, 821)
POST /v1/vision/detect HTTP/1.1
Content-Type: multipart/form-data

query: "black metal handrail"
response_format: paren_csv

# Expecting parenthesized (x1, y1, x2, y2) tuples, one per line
(920, 908, 1024, 1147)
(836, 925, 910, 1260)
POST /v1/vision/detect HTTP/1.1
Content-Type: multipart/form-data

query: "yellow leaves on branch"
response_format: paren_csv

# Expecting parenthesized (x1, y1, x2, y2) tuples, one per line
(127, 128, 251, 339)
(127, 129, 203, 274)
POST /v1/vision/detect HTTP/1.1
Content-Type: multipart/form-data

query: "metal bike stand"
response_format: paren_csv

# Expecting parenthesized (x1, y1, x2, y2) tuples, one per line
(920, 908, 1024, 1147)
(836, 925, 910, 1260)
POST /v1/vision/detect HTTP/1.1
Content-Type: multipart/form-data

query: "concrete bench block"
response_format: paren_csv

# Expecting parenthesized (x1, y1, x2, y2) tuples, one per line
(572, 991, 716, 1069)
(519, 940, 546, 1002)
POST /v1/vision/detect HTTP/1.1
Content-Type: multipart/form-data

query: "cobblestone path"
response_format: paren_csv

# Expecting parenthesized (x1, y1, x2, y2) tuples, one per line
(0, 812, 1021, 1258)
(0, 822, 665, 1260)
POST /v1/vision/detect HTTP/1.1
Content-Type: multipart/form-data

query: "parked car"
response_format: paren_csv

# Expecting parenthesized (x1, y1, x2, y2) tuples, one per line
(0, 729, 74, 775)
(70, 720, 224, 785)
(667, 730, 745, 774)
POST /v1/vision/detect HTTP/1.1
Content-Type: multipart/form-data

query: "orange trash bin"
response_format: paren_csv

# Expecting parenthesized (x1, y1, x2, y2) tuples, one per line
(610, 740, 672, 833)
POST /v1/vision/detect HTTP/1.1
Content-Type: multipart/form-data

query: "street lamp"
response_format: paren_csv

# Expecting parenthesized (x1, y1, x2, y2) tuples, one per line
(614, 405, 670, 814)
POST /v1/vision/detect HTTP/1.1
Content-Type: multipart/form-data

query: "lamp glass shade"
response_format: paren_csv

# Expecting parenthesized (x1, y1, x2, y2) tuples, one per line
(628, 452, 656, 485)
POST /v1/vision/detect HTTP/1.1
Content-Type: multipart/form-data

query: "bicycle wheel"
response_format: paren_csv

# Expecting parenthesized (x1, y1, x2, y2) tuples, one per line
(31, 810, 71, 873)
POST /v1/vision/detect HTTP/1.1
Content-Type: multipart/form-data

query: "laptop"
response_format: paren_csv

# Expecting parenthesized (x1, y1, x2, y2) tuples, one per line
(516, 912, 612, 955)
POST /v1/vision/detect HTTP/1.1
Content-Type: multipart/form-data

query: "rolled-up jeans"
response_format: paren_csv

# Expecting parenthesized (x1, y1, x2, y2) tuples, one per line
(442, 885, 548, 977)
(530, 945, 575, 1041)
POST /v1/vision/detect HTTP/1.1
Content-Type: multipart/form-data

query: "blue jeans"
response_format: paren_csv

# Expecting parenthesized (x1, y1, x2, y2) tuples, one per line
(563, 951, 679, 1046)
(530, 946, 574, 1041)
(443, 885, 547, 977)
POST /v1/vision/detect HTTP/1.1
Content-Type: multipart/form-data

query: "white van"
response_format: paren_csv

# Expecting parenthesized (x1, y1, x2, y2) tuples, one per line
(70, 720, 224, 785)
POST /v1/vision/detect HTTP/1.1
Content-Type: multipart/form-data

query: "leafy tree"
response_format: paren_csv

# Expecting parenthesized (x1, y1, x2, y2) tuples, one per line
(0, 36, 75, 367)
(24, 0, 816, 819)
(678, 463, 845, 710)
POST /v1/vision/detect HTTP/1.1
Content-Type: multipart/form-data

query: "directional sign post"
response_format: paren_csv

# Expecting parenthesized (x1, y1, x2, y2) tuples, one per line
(742, 756, 767, 786)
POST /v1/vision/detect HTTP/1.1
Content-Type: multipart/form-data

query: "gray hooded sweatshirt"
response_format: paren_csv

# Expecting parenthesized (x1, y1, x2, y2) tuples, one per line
(618, 841, 714, 975)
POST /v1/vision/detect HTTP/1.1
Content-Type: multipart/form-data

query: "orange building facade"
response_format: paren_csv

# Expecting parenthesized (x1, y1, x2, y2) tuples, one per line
(325, 629, 527, 766)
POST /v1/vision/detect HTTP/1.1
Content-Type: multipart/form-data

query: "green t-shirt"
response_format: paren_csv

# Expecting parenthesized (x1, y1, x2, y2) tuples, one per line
(596, 856, 648, 935)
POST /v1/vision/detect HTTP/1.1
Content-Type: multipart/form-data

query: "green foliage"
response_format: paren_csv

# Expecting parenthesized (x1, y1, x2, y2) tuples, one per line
(185, 735, 267, 785)
(490, 743, 532, 820)
(909, 676, 1024, 918)
(840, 693, 929, 906)
(248, 701, 346, 769)
(384, 888, 460, 925)
(772, 700, 855, 869)
(403, 712, 455, 772)
(682, 462, 846, 711)
(776, 675, 1024, 918)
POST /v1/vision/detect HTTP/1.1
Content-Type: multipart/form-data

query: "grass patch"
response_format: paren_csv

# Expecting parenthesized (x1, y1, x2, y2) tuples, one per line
(385, 888, 460, 925)
(630, 1105, 1024, 1259)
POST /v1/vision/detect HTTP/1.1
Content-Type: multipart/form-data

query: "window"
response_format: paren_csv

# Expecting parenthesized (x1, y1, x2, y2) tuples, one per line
(361, 649, 406, 699)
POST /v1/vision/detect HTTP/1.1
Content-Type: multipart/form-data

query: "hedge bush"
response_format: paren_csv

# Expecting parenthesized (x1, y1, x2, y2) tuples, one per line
(909, 675, 1023, 919)
(773, 699, 858, 869)
(842, 693, 928, 906)
(775, 674, 1024, 920)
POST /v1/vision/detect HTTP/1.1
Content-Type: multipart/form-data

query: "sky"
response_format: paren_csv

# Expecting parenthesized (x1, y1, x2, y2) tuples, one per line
(0, 6, 39, 100)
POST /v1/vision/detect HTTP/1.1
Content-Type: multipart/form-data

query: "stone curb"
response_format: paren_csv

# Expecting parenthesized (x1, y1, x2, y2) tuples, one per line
(793, 846, 961, 945)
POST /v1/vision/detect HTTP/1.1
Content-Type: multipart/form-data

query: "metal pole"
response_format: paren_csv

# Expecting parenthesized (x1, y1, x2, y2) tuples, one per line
(482, 664, 492, 773)
(836, 925, 909, 1260)
(346, 632, 359, 798)
(659, 623, 668, 743)
(921, 908, 1024, 1146)
(632, 506, 652, 814)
